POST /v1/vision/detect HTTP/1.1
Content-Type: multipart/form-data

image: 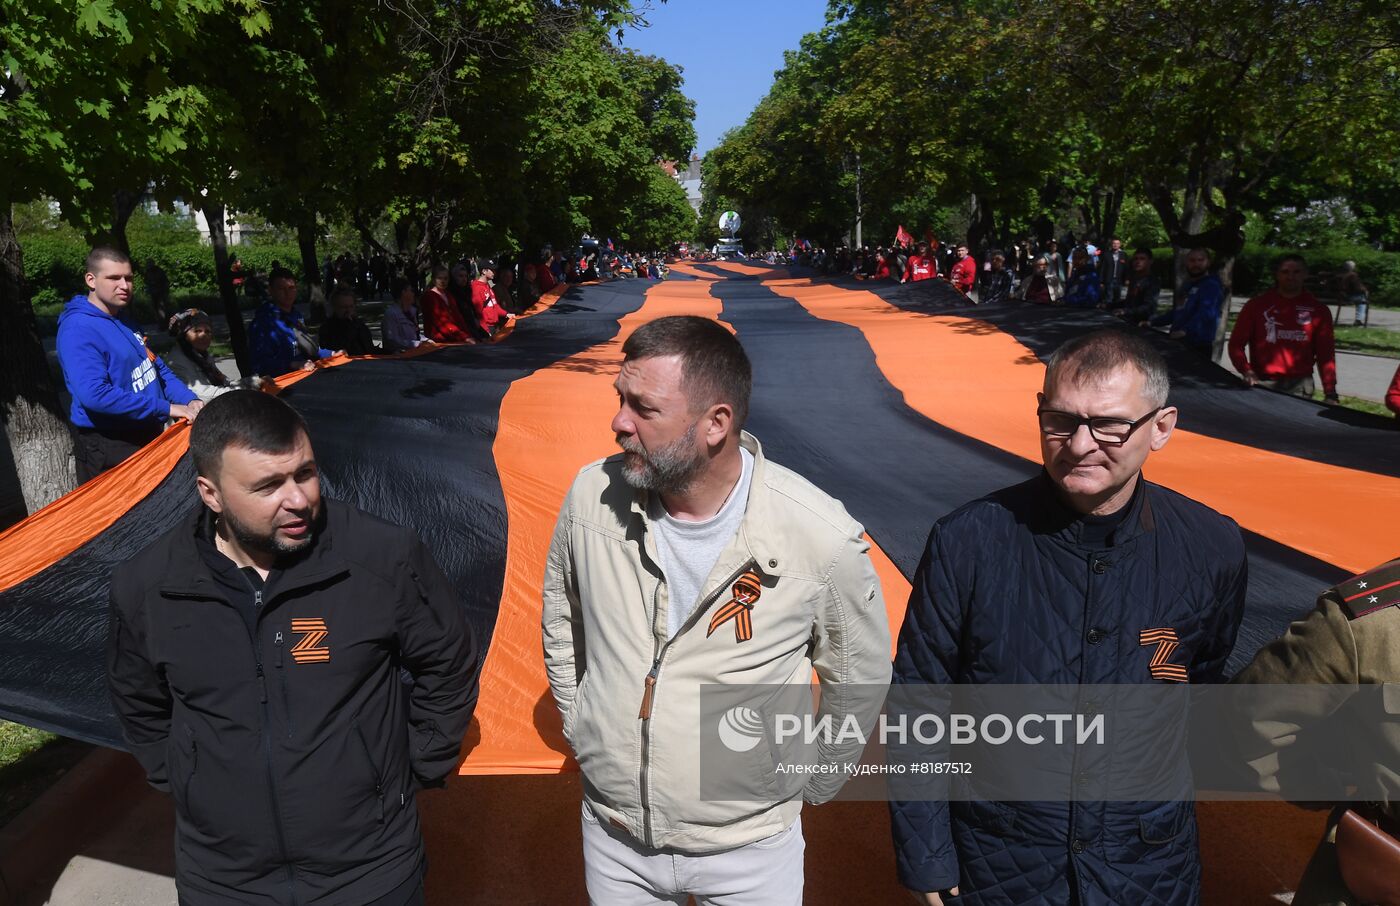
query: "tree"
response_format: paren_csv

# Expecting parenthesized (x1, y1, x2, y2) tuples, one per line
(1044, 0, 1400, 293)
(1, 0, 269, 516)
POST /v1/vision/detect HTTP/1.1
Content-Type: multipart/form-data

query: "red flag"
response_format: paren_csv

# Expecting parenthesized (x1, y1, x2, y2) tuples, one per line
(895, 224, 913, 247)
(924, 228, 936, 247)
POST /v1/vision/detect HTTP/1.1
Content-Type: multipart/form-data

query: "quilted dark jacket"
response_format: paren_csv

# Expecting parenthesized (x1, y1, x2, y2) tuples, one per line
(889, 473, 1248, 905)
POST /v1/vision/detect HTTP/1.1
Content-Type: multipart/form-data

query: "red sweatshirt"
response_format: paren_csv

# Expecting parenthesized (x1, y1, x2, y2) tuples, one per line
(471, 280, 508, 333)
(950, 256, 977, 293)
(1227, 289, 1337, 393)
(420, 286, 470, 342)
(1387, 362, 1400, 417)
(904, 255, 935, 282)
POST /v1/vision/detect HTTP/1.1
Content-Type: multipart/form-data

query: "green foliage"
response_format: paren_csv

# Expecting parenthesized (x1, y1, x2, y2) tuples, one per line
(19, 234, 300, 322)
(1264, 200, 1366, 249)
(1117, 197, 1169, 249)
(1232, 244, 1400, 309)
(709, 0, 1400, 267)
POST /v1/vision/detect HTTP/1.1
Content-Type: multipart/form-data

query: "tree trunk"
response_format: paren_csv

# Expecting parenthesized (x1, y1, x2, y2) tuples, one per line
(393, 219, 413, 255)
(0, 206, 74, 521)
(1212, 254, 1236, 362)
(93, 189, 143, 256)
(966, 194, 996, 255)
(1101, 187, 1124, 245)
(1171, 189, 1208, 300)
(202, 202, 251, 376)
(295, 220, 324, 324)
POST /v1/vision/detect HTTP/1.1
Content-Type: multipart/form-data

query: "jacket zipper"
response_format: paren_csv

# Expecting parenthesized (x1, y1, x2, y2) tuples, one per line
(354, 721, 386, 823)
(274, 631, 291, 739)
(637, 560, 756, 848)
(246, 585, 298, 905)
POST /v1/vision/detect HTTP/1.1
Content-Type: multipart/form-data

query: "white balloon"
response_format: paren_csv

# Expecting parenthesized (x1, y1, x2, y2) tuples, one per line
(718, 211, 742, 234)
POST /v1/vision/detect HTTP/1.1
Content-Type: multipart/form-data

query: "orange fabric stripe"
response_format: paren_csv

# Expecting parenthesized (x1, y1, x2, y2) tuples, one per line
(460, 276, 914, 774)
(460, 279, 725, 774)
(762, 277, 1400, 574)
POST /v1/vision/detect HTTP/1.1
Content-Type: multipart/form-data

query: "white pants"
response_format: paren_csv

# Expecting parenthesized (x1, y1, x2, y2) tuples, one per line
(581, 802, 805, 906)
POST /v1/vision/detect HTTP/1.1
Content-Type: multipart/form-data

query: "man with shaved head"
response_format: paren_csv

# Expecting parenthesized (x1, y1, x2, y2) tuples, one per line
(891, 328, 1248, 905)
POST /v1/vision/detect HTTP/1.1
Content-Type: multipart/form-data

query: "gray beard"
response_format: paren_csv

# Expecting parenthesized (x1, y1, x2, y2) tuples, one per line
(619, 421, 704, 494)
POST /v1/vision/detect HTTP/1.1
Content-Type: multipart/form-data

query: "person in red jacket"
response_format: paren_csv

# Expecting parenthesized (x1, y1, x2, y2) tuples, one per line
(949, 244, 977, 297)
(901, 242, 936, 284)
(470, 260, 515, 337)
(1387, 361, 1400, 419)
(420, 265, 475, 343)
(873, 248, 892, 281)
(1228, 254, 1339, 403)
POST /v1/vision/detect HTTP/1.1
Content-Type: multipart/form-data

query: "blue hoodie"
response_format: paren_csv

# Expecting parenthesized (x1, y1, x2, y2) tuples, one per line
(247, 301, 332, 377)
(1152, 273, 1225, 346)
(56, 295, 196, 430)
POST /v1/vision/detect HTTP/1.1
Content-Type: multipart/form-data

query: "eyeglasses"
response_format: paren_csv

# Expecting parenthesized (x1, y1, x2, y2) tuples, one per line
(1036, 406, 1161, 445)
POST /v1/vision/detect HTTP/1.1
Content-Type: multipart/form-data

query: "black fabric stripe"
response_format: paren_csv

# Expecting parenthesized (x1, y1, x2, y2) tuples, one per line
(0, 281, 651, 747)
(849, 276, 1400, 477)
(712, 275, 1346, 674)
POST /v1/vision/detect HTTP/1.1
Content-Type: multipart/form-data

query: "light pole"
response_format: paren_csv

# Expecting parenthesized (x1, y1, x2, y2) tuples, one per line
(854, 152, 863, 248)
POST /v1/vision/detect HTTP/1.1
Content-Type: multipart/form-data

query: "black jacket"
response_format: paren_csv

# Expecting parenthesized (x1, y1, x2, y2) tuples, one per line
(107, 500, 478, 905)
(889, 474, 1247, 905)
(319, 317, 380, 356)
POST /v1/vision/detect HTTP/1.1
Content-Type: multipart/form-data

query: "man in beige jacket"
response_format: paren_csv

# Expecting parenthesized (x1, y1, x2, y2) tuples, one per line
(543, 315, 892, 905)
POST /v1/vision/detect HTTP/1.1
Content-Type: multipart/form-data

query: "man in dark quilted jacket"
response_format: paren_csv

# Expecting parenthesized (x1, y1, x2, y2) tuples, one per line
(889, 328, 1248, 905)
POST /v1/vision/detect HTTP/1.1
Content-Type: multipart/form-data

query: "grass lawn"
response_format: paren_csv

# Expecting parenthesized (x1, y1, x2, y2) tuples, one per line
(1334, 325, 1400, 358)
(0, 720, 92, 827)
(1312, 391, 1396, 418)
(0, 721, 53, 770)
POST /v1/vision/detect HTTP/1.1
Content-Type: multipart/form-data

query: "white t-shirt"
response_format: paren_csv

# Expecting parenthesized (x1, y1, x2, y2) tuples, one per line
(649, 448, 755, 638)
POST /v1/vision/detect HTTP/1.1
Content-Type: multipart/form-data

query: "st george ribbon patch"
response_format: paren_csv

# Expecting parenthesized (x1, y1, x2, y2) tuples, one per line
(707, 570, 763, 642)
(1139, 628, 1188, 682)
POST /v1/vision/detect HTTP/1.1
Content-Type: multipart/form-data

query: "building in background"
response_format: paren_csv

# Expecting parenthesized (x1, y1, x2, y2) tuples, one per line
(661, 154, 704, 215)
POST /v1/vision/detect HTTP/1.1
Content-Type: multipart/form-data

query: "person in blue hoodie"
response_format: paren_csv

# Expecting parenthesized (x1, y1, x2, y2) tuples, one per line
(1152, 248, 1226, 358)
(57, 246, 202, 483)
(1060, 247, 1102, 307)
(247, 267, 335, 377)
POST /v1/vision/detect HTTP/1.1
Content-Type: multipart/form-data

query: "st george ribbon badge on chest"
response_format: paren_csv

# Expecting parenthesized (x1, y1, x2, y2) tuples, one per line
(707, 569, 763, 642)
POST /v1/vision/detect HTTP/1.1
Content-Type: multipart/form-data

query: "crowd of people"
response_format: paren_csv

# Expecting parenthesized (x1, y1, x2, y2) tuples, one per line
(52, 233, 1400, 486)
(780, 233, 1400, 415)
(53, 240, 691, 484)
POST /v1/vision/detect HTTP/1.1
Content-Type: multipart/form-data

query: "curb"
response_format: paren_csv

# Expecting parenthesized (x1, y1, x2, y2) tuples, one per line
(0, 747, 148, 905)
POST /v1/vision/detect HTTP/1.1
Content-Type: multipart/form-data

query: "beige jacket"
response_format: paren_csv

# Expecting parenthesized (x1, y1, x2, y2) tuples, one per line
(543, 432, 891, 853)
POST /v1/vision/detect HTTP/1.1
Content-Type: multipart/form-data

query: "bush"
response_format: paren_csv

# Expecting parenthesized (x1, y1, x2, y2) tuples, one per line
(1234, 244, 1400, 308)
(17, 235, 303, 321)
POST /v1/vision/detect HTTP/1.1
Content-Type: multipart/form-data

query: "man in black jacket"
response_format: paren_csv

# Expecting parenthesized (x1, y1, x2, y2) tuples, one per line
(107, 390, 478, 905)
(890, 329, 1248, 906)
(320, 285, 381, 356)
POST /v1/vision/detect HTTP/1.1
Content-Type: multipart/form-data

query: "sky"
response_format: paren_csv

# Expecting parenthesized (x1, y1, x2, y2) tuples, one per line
(618, 0, 831, 158)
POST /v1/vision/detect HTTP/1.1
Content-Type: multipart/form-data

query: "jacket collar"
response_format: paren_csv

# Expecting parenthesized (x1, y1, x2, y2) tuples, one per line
(629, 431, 785, 578)
(159, 499, 350, 599)
(1032, 470, 1154, 547)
